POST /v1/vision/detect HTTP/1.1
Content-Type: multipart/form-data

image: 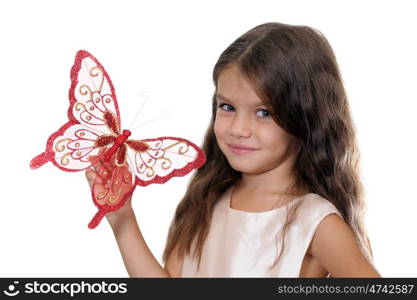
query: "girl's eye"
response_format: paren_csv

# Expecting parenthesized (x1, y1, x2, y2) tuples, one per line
(256, 109, 270, 118)
(218, 103, 234, 112)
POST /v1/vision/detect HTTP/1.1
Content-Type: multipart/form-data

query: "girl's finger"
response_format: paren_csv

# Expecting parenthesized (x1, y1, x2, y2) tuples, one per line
(85, 168, 96, 188)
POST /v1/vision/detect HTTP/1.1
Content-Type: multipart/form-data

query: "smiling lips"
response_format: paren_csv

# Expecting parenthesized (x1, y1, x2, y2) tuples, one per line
(227, 143, 258, 154)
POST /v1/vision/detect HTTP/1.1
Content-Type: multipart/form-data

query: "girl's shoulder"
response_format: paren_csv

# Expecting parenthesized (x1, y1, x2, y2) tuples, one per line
(296, 193, 343, 220)
(295, 193, 345, 257)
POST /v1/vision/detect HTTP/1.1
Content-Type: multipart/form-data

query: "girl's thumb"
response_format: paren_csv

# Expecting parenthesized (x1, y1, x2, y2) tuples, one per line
(85, 168, 96, 188)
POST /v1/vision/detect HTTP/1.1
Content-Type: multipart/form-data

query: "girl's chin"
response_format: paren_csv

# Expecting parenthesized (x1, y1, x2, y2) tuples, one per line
(227, 161, 266, 175)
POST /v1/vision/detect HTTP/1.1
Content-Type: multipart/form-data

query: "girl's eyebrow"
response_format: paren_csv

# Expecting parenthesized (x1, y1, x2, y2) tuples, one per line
(216, 93, 265, 107)
(216, 94, 232, 102)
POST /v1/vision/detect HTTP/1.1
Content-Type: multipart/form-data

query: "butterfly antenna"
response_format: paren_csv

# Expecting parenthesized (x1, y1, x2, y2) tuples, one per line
(130, 109, 172, 132)
(127, 91, 149, 130)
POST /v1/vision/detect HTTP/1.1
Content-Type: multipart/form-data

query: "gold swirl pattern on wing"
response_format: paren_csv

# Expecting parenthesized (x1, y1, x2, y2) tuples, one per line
(60, 153, 72, 166)
(79, 84, 93, 98)
(146, 167, 155, 178)
(139, 156, 172, 177)
(178, 143, 189, 154)
(108, 188, 122, 204)
(160, 157, 172, 170)
(97, 191, 106, 200)
(90, 66, 104, 92)
(164, 141, 190, 155)
(55, 139, 72, 152)
(75, 102, 86, 112)
(124, 174, 131, 183)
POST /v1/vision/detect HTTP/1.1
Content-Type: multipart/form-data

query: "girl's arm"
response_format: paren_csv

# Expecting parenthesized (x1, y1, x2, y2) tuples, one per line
(105, 205, 171, 277)
(309, 214, 381, 277)
(86, 169, 182, 278)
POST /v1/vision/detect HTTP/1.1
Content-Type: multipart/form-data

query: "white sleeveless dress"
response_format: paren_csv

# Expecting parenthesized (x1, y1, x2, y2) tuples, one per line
(181, 186, 343, 277)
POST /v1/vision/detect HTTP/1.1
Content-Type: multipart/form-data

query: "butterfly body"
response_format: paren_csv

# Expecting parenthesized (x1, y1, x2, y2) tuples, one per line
(101, 129, 131, 162)
(31, 50, 206, 229)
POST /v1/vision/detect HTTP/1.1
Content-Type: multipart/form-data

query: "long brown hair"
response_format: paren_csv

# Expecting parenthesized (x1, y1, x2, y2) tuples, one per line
(162, 22, 374, 272)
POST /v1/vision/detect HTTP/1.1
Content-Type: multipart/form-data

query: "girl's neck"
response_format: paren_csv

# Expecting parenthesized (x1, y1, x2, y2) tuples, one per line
(238, 162, 307, 196)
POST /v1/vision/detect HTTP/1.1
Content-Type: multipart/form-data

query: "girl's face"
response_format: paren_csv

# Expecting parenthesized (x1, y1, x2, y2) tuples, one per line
(214, 65, 299, 175)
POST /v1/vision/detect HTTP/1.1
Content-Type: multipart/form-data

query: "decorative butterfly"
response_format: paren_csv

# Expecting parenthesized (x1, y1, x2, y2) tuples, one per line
(30, 50, 206, 229)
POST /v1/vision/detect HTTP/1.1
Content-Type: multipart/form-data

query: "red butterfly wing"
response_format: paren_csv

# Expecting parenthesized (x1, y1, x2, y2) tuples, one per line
(125, 137, 206, 186)
(87, 149, 135, 229)
(30, 50, 121, 171)
(30, 50, 207, 229)
(30, 50, 126, 228)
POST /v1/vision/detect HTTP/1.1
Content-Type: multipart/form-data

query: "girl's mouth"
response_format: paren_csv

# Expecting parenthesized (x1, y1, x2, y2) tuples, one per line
(227, 143, 258, 154)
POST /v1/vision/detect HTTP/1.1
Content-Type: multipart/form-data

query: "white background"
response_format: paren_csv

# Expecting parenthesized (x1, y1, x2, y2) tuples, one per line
(0, 0, 416, 277)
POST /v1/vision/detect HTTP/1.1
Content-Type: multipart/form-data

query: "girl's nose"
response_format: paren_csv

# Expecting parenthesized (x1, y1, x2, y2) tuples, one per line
(229, 114, 251, 138)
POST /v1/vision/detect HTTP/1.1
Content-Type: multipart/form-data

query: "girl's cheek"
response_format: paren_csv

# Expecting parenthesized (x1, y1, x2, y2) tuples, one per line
(214, 113, 225, 126)
(213, 118, 222, 136)
(214, 120, 230, 142)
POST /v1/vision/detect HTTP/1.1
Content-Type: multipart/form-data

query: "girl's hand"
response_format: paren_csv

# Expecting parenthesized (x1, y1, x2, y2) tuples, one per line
(85, 167, 135, 226)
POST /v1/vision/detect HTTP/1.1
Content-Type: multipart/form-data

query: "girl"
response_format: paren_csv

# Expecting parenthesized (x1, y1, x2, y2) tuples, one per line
(86, 22, 381, 277)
